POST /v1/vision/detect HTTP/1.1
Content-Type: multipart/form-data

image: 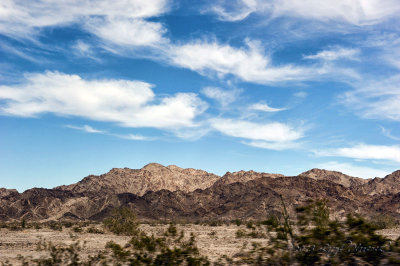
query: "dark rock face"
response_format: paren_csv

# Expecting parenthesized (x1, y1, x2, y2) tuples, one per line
(0, 165, 398, 221)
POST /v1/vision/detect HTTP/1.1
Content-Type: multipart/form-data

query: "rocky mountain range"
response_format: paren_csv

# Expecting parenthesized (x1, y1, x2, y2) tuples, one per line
(1, 163, 400, 222)
(56, 163, 219, 196)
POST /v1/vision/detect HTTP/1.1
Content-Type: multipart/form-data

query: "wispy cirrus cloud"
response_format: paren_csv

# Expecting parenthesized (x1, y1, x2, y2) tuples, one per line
(207, 0, 400, 25)
(316, 161, 389, 179)
(114, 133, 151, 141)
(0, 0, 170, 47)
(0, 0, 364, 86)
(71, 40, 100, 61)
(315, 144, 400, 164)
(341, 75, 400, 121)
(0, 71, 207, 130)
(85, 17, 168, 48)
(201, 87, 241, 107)
(360, 33, 400, 70)
(380, 126, 400, 141)
(304, 47, 360, 61)
(210, 118, 304, 150)
(66, 124, 152, 141)
(245, 140, 300, 151)
(65, 124, 105, 134)
(0, 41, 45, 63)
(248, 102, 286, 112)
(168, 39, 325, 84)
(205, 0, 270, 22)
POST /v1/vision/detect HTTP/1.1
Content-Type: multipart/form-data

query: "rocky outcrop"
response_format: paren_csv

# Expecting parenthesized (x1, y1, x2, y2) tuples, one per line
(0, 188, 19, 198)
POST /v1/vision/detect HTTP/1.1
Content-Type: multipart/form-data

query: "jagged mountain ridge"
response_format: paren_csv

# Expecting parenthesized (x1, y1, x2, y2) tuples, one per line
(0, 164, 399, 221)
(299, 168, 369, 188)
(355, 170, 400, 196)
(56, 163, 220, 196)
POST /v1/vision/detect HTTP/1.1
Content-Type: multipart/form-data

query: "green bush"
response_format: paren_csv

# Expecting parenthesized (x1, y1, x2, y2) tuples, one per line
(233, 219, 242, 226)
(235, 229, 247, 238)
(105, 224, 209, 265)
(236, 199, 393, 265)
(62, 221, 73, 228)
(165, 223, 177, 237)
(86, 226, 104, 234)
(246, 221, 255, 230)
(47, 221, 62, 231)
(103, 207, 139, 236)
(72, 226, 83, 233)
(369, 214, 397, 229)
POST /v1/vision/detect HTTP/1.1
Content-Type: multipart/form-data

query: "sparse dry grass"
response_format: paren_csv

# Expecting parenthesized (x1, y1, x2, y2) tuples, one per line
(0, 222, 271, 264)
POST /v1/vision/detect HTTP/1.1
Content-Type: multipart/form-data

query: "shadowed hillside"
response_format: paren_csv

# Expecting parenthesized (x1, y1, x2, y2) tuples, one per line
(1, 164, 399, 222)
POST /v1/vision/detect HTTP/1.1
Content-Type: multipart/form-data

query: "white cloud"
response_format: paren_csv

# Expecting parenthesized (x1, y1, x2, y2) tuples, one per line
(116, 133, 150, 141)
(0, 0, 361, 85)
(0, 71, 207, 129)
(207, 0, 269, 21)
(85, 17, 167, 47)
(72, 41, 92, 56)
(316, 161, 389, 179)
(245, 140, 300, 150)
(201, 87, 241, 107)
(66, 124, 152, 140)
(249, 103, 286, 112)
(66, 124, 105, 133)
(210, 118, 303, 150)
(71, 40, 101, 61)
(0, 0, 169, 46)
(380, 126, 400, 141)
(304, 47, 360, 61)
(208, 0, 400, 25)
(341, 75, 400, 121)
(169, 39, 321, 84)
(0, 41, 43, 63)
(316, 144, 400, 164)
(170, 126, 212, 141)
(272, 0, 400, 25)
(293, 91, 308, 98)
(362, 33, 400, 70)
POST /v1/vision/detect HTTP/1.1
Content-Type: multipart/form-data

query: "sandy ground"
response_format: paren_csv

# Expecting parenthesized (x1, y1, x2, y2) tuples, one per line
(1, 224, 399, 265)
(0, 226, 130, 264)
(0, 223, 269, 264)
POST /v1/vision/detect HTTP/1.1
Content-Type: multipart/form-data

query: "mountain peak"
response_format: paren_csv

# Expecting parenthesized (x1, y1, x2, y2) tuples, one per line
(385, 170, 400, 180)
(56, 163, 219, 196)
(142, 163, 166, 171)
(299, 168, 367, 188)
(166, 165, 183, 171)
(2, 165, 400, 222)
(215, 170, 284, 186)
(301, 168, 344, 176)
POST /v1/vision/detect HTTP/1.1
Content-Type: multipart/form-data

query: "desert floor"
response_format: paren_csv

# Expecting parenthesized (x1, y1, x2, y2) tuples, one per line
(1, 223, 399, 265)
(0, 223, 270, 264)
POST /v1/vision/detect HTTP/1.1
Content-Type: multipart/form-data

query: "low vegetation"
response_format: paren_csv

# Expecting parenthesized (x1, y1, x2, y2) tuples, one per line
(103, 207, 140, 236)
(232, 198, 400, 265)
(3, 202, 400, 265)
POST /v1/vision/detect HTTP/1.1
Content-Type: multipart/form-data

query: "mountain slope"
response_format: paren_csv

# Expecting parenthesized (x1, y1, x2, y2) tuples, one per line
(0, 164, 398, 222)
(299, 168, 368, 188)
(56, 163, 220, 196)
(357, 170, 400, 196)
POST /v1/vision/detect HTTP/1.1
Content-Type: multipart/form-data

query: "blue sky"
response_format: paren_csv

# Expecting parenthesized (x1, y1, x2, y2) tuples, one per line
(1, 0, 400, 191)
